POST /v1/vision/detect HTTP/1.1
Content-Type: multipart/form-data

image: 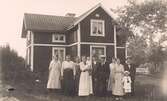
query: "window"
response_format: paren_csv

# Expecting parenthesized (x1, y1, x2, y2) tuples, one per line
(52, 34, 66, 42)
(52, 47, 65, 61)
(90, 46, 106, 58)
(91, 19, 105, 36)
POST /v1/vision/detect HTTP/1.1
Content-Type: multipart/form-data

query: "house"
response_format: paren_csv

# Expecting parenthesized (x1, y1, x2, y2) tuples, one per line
(21, 3, 127, 81)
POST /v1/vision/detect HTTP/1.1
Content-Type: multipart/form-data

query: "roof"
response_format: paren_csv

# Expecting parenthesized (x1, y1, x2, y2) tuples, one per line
(21, 3, 117, 38)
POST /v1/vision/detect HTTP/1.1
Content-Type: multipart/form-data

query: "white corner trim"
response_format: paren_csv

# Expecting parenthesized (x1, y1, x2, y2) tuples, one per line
(90, 19, 105, 37)
(68, 42, 78, 47)
(81, 42, 114, 45)
(77, 24, 81, 57)
(114, 25, 117, 58)
(33, 44, 68, 47)
(30, 32, 34, 72)
(116, 47, 125, 48)
(125, 42, 128, 59)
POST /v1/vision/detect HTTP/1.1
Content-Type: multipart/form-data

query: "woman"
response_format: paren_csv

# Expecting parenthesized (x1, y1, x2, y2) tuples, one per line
(61, 55, 75, 96)
(112, 58, 125, 100)
(47, 55, 61, 92)
(78, 56, 93, 96)
(107, 58, 116, 94)
(74, 56, 81, 95)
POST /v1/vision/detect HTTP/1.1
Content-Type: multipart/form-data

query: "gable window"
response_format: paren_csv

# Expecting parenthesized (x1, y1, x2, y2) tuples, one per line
(91, 19, 105, 36)
(52, 33, 66, 43)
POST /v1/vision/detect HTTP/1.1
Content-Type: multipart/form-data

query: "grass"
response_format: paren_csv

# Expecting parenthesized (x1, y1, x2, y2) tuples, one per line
(1, 74, 167, 101)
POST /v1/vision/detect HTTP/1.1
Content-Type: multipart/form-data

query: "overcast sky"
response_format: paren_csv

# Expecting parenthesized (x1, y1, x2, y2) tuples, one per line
(0, 0, 130, 57)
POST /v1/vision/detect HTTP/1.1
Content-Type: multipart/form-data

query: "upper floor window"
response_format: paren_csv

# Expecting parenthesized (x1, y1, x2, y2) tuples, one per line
(52, 33, 66, 43)
(90, 19, 105, 36)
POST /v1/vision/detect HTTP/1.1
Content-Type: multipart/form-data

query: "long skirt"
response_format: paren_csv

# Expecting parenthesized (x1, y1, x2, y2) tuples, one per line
(62, 69, 74, 96)
(78, 71, 93, 96)
(112, 73, 124, 96)
(47, 68, 61, 89)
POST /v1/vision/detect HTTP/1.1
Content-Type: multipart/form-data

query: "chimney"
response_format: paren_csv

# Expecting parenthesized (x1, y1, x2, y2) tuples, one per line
(65, 13, 76, 17)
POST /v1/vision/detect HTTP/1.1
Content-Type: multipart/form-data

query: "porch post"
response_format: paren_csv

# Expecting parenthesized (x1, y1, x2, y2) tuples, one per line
(30, 31, 34, 71)
(77, 23, 81, 57)
(114, 25, 117, 58)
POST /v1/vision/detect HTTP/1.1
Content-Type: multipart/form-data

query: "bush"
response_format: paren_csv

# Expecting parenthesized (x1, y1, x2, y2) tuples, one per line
(0, 44, 29, 84)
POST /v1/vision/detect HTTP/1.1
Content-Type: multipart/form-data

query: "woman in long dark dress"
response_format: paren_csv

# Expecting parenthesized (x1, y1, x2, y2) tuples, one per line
(61, 55, 75, 96)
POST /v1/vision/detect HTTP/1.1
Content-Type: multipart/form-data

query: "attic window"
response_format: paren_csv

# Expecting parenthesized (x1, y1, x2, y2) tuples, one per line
(52, 34, 66, 43)
(90, 19, 105, 36)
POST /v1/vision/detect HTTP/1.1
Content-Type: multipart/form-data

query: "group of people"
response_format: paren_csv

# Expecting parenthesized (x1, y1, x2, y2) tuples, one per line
(47, 55, 136, 100)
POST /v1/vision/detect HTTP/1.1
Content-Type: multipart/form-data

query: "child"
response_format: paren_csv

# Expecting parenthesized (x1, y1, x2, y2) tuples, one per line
(122, 71, 132, 97)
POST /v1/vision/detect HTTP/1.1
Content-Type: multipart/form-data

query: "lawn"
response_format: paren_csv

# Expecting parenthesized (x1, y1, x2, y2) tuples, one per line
(0, 74, 166, 101)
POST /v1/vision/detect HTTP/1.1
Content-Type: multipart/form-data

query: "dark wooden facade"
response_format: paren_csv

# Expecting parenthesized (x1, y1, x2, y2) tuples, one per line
(22, 4, 127, 82)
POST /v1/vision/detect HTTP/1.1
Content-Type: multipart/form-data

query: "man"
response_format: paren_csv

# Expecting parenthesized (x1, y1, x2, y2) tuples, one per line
(91, 56, 99, 95)
(124, 57, 136, 96)
(96, 55, 110, 96)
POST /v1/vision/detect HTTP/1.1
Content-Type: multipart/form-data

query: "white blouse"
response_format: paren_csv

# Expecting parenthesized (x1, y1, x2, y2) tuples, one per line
(61, 61, 75, 76)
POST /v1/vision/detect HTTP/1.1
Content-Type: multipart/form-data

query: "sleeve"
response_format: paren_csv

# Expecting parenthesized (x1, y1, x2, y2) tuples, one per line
(61, 62, 64, 76)
(49, 61, 53, 71)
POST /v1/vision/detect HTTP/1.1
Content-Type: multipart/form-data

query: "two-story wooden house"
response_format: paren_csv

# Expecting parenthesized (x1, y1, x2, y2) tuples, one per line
(21, 3, 127, 81)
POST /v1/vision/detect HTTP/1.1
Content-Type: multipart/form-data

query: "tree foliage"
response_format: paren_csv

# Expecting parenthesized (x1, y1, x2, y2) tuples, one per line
(115, 0, 167, 70)
(0, 44, 26, 83)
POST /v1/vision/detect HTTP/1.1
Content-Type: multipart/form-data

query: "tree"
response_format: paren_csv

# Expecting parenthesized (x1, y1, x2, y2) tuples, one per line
(0, 44, 26, 84)
(114, 0, 167, 68)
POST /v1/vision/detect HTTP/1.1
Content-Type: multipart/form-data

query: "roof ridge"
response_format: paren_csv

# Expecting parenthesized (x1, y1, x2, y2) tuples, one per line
(24, 13, 78, 18)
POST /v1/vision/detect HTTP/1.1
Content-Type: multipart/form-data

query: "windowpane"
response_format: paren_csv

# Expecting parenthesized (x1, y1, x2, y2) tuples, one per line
(52, 34, 65, 42)
(91, 20, 104, 36)
(59, 35, 64, 41)
(54, 35, 59, 40)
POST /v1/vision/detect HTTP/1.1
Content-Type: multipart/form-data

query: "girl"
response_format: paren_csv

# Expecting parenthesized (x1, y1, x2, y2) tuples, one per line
(122, 71, 132, 97)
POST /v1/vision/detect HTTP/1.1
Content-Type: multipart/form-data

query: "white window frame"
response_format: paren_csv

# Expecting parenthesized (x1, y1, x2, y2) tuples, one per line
(52, 47, 66, 60)
(90, 45, 106, 59)
(90, 19, 105, 37)
(52, 33, 66, 43)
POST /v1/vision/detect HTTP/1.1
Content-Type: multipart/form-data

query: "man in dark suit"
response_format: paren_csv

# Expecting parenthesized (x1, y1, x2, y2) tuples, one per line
(124, 57, 136, 96)
(95, 55, 110, 96)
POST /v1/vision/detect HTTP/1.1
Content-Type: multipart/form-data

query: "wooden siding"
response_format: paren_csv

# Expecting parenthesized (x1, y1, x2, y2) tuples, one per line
(81, 44, 90, 57)
(66, 45, 77, 60)
(106, 45, 115, 62)
(116, 35, 126, 47)
(80, 7, 114, 43)
(117, 48, 126, 64)
(33, 32, 66, 45)
(33, 46, 52, 83)
(66, 26, 78, 44)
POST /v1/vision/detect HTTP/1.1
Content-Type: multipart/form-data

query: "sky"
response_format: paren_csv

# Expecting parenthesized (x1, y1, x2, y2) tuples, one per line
(0, 0, 129, 57)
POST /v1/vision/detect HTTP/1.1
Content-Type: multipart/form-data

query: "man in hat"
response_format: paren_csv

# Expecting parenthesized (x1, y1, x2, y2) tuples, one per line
(124, 57, 136, 96)
(95, 55, 110, 96)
